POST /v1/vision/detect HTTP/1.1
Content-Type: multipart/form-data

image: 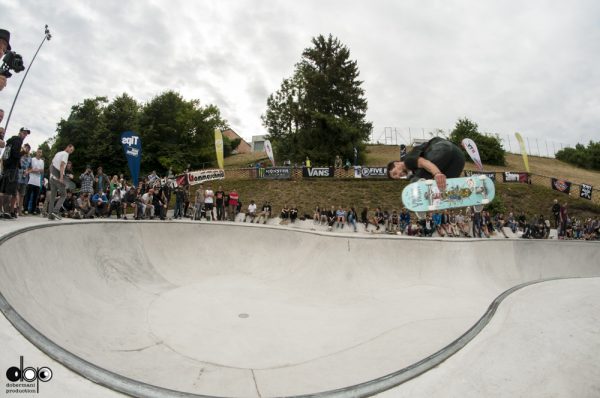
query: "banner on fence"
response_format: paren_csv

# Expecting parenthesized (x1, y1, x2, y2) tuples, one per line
(354, 166, 387, 179)
(259, 167, 291, 179)
(464, 170, 496, 181)
(551, 178, 572, 194)
(503, 172, 530, 183)
(185, 169, 225, 185)
(579, 183, 593, 200)
(302, 167, 334, 178)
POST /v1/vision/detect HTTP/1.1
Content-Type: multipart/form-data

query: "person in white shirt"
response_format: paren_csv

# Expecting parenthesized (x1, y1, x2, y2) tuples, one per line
(244, 200, 257, 223)
(23, 148, 44, 214)
(48, 144, 74, 220)
(203, 184, 214, 221)
(140, 189, 155, 219)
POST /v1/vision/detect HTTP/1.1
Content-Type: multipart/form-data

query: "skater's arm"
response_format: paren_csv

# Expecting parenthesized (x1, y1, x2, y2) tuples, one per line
(416, 157, 446, 191)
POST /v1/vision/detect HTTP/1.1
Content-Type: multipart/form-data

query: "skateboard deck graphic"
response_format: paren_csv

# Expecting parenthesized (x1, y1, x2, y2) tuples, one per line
(402, 175, 495, 213)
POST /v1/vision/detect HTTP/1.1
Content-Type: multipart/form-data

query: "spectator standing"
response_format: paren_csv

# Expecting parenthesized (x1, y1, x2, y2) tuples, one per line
(559, 202, 568, 239)
(95, 167, 109, 194)
(204, 184, 214, 221)
(79, 165, 94, 195)
(173, 186, 185, 219)
(0, 128, 30, 218)
(24, 148, 44, 214)
(215, 186, 225, 220)
(551, 199, 561, 229)
(17, 143, 32, 215)
(228, 189, 239, 221)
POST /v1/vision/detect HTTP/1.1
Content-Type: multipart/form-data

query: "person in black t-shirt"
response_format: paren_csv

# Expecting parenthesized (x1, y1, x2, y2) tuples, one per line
(0, 127, 30, 218)
(387, 137, 465, 191)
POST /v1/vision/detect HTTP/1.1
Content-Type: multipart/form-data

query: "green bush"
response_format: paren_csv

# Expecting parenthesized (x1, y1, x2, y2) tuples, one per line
(449, 118, 506, 166)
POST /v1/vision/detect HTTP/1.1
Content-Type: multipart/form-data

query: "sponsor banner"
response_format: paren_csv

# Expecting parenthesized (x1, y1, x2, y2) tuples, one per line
(515, 132, 530, 173)
(355, 166, 387, 178)
(551, 178, 572, 194)
(461, 138, 484, 171)
(214, 129, 224, 170)
(302, 167, 334, 178)
(264, 140, 275, 166)
(464, 170, 496, 181)
(259, 167, 291, 179)
(120, 131, 142, 187)
(580, 183, 593, 200)
(186, 169, 225, 185)
(503, 172, 530, 183)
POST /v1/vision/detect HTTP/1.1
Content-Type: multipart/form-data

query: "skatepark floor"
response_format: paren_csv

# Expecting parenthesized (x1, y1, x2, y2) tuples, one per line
(0, 217, 598, 398)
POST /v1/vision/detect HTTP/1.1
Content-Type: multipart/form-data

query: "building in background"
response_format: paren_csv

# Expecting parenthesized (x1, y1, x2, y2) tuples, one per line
(252, 135, 267, 152)
(223, 129, 252, 154)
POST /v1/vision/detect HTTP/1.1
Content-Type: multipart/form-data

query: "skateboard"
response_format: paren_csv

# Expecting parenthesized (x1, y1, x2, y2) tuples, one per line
(402, 175, 495, 217)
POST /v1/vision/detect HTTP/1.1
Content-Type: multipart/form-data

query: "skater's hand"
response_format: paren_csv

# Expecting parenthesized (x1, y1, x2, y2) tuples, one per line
(434, 173, 447, 191)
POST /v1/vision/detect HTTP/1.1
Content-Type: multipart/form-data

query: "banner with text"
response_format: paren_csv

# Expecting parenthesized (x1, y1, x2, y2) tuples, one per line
(461, 138, 484, 171)
(120, 131, 142, 187)
(551, 178, 572, 194)
(464, 170, 496, 181)
(258, 167, 291, 180)
(302, 167, 335, 178)
(185, 169, 225, 186)
(580, 183, 593, 200)
(354, 166, 388, 179)
(503, 172, 530, 184)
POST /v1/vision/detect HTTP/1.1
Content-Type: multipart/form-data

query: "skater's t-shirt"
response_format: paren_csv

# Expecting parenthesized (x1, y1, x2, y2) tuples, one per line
(404, 137, 465, 181)
(51, 150, 70, 174)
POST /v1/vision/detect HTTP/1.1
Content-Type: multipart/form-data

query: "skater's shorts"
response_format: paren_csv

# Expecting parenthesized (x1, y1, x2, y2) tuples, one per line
(0, 168, 19, 195)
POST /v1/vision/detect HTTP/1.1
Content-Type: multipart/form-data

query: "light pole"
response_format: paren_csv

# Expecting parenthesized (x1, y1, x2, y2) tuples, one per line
(3, 25, 52, 132)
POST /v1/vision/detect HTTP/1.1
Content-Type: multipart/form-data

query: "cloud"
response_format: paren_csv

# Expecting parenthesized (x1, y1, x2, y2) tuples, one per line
(0, 0, 598, 155)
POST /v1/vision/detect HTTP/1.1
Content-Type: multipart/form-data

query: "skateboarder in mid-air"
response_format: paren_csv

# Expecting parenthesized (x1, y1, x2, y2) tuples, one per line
(387, 137, 465, 191)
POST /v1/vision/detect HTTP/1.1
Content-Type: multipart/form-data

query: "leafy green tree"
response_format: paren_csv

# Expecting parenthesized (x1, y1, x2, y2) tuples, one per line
(53, 97, 110, 174)
(102, 93, 140, 178)
(449, 118, 506, 166)
(262, 34, 372, 165)
(556, 141, 600, 170)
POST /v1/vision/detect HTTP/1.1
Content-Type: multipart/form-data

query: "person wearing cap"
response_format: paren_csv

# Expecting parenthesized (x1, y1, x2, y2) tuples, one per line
(79, 164, 95, 195)
(387, 137, 465, 192)
(0, 127, 30, 218)
(0, 29, 12, 91)
(17, 143, 32, 215)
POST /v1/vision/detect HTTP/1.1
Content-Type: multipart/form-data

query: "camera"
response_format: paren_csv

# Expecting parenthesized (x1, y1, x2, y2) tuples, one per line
(1, 51, 25, 78)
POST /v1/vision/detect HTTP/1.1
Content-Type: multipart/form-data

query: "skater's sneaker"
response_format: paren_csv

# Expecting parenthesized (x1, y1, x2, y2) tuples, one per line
(52, 212, 62, 220)
(48, 213, 56, 221)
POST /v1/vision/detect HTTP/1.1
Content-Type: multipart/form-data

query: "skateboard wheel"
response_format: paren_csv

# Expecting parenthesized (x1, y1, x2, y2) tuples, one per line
(425, 180, 434, 186)
(481, 199, 489, 204)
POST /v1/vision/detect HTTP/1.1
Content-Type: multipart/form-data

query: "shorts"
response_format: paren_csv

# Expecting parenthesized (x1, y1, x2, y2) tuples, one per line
(0, 169, 19, 195)
(204, 203, 214, 211)
(18, 183, 27, 196)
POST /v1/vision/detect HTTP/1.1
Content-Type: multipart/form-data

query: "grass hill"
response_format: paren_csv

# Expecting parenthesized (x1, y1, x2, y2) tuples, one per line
(216, 145, 600, 220)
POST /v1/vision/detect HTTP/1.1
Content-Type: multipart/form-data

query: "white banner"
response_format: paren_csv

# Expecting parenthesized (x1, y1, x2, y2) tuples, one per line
(186, 169, 225, 186)
(461, 138, 483, 171)
(264, 139, 275, 166)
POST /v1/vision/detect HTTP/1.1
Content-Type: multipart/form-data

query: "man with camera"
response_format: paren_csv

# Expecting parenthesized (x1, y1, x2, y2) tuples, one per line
(0, 127, 30, 218)
(0, 29, 24, 91)
(0, 29, 10, 91)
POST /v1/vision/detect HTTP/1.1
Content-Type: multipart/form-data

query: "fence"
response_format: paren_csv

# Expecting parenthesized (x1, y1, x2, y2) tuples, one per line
(370, 127, 572, 159)
(221, 166, 599, 207)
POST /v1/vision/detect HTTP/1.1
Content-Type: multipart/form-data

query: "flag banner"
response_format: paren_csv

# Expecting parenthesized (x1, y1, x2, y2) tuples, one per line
(264, 140, 275, 166)
(120, 131, 142, 187)
(514, 132, 530, 173)
(355, 166, 387, 178)
(579, 183, 593, 200)
(259, 167, 291, 180)
(302, 167, 334, 178)
(551, 178, 572, 194)
(461, 138, 483, 171)
(186, 169, 225, 185)
(464, 170, 496, 181)
(176, 174, 187, 187)
(214, 129, 224, 169)
(503, 172, 530, 183)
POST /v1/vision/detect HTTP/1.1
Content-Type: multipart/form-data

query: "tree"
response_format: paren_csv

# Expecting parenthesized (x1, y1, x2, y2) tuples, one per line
(449, 118, 506, 166)
(556, 140, 600, 170)
(262, 34, 372, 165)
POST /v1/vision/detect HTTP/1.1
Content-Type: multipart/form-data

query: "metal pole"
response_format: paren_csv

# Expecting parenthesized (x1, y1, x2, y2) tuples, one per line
(527, 137, 531, 155)
(553, 142, 556, 156)
(536, 138, 540, 157)
(507, 134, 512, 153)
(3, 25, 52, 132)
(408, 128, 412, 145)
(545, 141, 549, 157)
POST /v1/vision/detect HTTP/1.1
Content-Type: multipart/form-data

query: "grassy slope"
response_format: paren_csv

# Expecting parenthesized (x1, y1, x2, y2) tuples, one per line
(217, 145, 600, 219)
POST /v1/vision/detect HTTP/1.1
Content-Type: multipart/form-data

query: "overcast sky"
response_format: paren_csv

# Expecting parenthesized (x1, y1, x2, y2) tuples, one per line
(1, 0, 599, 156)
